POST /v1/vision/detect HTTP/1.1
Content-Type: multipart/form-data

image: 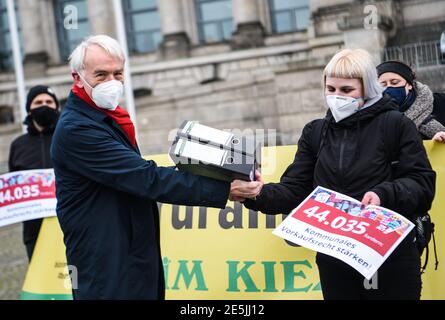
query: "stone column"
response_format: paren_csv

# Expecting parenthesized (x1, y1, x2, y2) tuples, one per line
(18, 0, 48, 77)
(231, 0, 265, 49)
(158, 0, 190, 59)
(87, 0, 116, 36)
(337, 0, 394, 62)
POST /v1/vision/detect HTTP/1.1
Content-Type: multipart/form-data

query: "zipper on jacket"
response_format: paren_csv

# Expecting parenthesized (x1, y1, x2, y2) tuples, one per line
(338, 129, 348, 186)
(40, 133, 47, 168)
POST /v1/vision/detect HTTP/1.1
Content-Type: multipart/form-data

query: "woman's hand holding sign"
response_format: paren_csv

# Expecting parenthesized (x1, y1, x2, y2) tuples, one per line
(361, 191, 381, 206)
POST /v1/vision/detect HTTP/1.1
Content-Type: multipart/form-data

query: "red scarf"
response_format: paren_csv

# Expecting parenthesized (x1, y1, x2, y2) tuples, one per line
(72, 85, 137, 147)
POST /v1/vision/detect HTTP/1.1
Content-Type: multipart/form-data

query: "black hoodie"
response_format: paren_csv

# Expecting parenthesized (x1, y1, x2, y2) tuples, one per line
(8, 116, 56, 245)
(244, 95, 436, 222)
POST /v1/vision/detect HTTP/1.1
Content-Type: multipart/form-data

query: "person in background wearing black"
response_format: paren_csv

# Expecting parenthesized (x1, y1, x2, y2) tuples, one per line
(8, 85, 60, 261)
(432, 91, 445, 127)
(377, 60, 445, 142)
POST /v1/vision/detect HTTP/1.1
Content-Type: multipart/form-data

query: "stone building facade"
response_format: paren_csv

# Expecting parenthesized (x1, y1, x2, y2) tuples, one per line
(0, 0, 444, 173)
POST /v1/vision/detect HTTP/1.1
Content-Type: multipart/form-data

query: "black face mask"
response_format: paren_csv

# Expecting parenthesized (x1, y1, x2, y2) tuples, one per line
(30, 106, 59, 127)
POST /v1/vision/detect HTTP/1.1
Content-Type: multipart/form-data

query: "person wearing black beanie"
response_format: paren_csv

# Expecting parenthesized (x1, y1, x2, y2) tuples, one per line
(377, 60, 415, 86)
(377, 60, 445, 142)
(24, 85, 60, 133)
(25, 85, 60, 112)
(8, 85, 61, 261)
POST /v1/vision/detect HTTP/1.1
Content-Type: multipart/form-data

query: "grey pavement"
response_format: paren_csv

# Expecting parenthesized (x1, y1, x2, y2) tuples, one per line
(0, 224, 28, 300)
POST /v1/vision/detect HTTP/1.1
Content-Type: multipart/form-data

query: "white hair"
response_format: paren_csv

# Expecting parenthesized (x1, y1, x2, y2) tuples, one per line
(69, 35, 126, 73)
(323, 48, 384, 99)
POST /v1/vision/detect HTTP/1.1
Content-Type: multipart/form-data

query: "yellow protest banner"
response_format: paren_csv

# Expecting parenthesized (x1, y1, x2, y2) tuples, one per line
(21, 143, 445, 299)
(420, 141, 444, 299)
(20, 217, 72, 299)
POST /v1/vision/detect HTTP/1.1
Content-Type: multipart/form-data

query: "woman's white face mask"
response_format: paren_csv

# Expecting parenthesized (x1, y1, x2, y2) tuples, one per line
(325, 95, 363, 123)
(77, 72, 124, 111)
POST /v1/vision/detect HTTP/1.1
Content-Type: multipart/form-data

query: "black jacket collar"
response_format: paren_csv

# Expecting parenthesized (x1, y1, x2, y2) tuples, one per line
(23, 115, 58, 136)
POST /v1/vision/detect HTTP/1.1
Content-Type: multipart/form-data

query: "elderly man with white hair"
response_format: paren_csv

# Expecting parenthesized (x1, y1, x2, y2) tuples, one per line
(51, 35, 262, 300)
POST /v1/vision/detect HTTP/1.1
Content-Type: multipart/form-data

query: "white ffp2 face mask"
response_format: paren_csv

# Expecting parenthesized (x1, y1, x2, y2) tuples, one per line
(78, 73, 124, 111)
(325, 95, 362, 123)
